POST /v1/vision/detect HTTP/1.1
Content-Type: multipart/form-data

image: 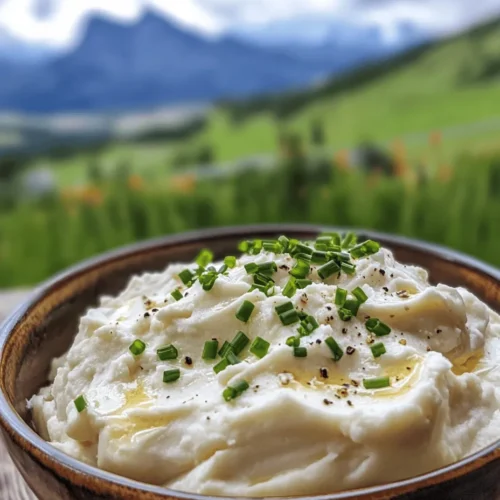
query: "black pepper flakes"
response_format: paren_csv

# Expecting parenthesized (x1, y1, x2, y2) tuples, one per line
(326, 306, 332, 311)
(347, 400, 353, 407)
(315, 339, 322, 344)
(185, 356, 193, 366)
(383, 287, 389, 292)
(342, 328, 347, 334)
(319, 368, 329, 379)
(323, 398, 333, 405)
(279, 265, 290, 271)
(346, 346, 356, 355)
(152, 308, 159, 313)
(144, 312, 150, 318)
(436, 329, 442, 334)
(379, 269, 386, 276)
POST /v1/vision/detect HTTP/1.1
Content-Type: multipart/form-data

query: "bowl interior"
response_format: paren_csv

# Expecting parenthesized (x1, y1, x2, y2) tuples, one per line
(1, 225, 500, 498)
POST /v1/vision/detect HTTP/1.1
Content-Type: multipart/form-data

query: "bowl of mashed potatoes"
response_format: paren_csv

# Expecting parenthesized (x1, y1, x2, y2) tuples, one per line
(0, 225, 499, 500)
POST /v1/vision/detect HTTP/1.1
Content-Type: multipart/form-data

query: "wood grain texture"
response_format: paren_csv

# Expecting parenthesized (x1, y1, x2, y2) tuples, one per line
(0, 290, 37, 500)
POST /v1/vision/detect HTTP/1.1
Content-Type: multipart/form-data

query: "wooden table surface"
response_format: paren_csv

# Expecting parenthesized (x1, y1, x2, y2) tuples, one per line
(0, 290, 38, 499)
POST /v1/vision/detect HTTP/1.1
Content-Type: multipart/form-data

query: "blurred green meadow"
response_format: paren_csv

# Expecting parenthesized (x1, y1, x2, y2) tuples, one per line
(3, 18, 500, 287)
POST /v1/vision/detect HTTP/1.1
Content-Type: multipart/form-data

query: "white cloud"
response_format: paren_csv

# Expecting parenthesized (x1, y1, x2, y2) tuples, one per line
(0, 0, 500, 48)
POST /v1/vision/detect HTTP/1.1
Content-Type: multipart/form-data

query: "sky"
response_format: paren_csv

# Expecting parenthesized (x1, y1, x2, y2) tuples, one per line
(0, 0, 500, 48)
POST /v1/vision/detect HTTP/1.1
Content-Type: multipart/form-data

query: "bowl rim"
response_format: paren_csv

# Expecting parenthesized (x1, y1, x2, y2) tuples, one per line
(0, 223, 499, 499)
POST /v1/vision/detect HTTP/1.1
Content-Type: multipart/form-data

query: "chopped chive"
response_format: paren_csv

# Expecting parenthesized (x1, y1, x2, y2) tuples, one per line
(330, 251, 351, 262)
(341, 232, 358, 249)
(341, 262, 356, 275)
(218, 340, 232, 357)
(298, 315, 319, 336)
(275, 301, 294, 315)
(74, 395, 87, 413)
(244, 262, 259, 274)
(202, 340, 219, 360)
(352, 287, 368, 304)
(196, 249, 213, 268)
(224, 256, 237, 268)
(171, 289, 183, 301)
(262, 240, 283, 253)
(250, 240, 263, 255)
(231, 331, 249, 355)
(218, 264, 228, 274)
(129, 339, 146, 356)
(338, 308, 353, 321)
(311, 251, 329, 264)
(296, 279, 312, 289)
(317, 260, 340, 280)
(235, 300, 255, 322)
(325, 336, 344, 361)
(278, 235, 290, 251)
(315, 236, 334, 248)
(214, 357, 229, 374)
(199, 271, 218, 291)
(257, 262, 278, 275)
(178, 269, 194, 285)
(157, 344, 178, 360)
(250, 337, 270, 358)
(366, 318, 391, 336)
(293, 243, 313, 256)
(238, 240, 251, 253)
(370, 342, 386, 358)
(279, 309, 300, 326)
(363, 376, 390, 389)
(283, 277, 297, 298)
(286, 335, 300, 347)
(163, 369, 181, 383)
(253, 272, 273, 287)
(297, 310, 308, 320)
(349, 239, 381, 259)
(315, 243, 329, 251)
(225, 351, 241, 365)
(344, 298, 360, 316)
(335, 287, 347, 306)
(290, 259, 310, 279)
(293, 346, 308, 357)
(223, 380, 249, 401)
(294, 252, 312, 262)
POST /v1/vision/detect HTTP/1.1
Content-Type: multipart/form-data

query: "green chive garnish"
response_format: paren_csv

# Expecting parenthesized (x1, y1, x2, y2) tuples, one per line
(231, 331, 249, 355)
(224, 256, 237, 268)
(178, 269, 194, 285)
(244, 263, 259, 274)
(311, 251, 329, 264)
(223, 380, 249, 401)
(317, 260, 340, 280)
(235, 300, 255, 322)
(341, 232, 357, 249)
(218, 264, 228, 274)
(195, 249, 213, 268)
(340, 262, 356, 275)
(366, 318, 391, 336)
(344, 298, 360, 316)
(290, 259, 310, 279)
(250, 336, 270, 358)
(257, 262, 277, 275)
(226, 351, 241, 365)
(296, 279, 312, 289)
(298, 315, 319, 336)
(214, 358, 229, 374)
(349, 240, 380, 259)
(293, 346, 308, 357)
(335, 288, 347, 306)
(325, 336, 344, 361)
(275, 301, 294, 315)
(163, 369, 180, 383)
(202, 340, 219, 360)
(171, 289, 183, 301)
(370, 342, 386, 358)
(157, 344, 178, 361)
(293, 243, 313, 256)
(338, 308, 353, 321)
(363, 377, 390, 389)
(129, 339, 146, 356)
(218, 341, 232, 357)
(74, 395, 87, 413)
(352, 287, 368, 304)
(262, 240, 282, 253)
(283, 277, 297, 298)
(279, 309, 300, 326)
(199, 271, 218, 291)
(278, 235, 290, 251)
(286, 335, 300, 347)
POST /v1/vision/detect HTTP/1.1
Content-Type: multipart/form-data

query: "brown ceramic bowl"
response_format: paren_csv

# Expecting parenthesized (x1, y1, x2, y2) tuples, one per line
(0, 225, 499, 500)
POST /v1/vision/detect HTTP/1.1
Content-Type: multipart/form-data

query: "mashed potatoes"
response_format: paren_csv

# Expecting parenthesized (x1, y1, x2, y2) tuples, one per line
(30, 234, 500, 496)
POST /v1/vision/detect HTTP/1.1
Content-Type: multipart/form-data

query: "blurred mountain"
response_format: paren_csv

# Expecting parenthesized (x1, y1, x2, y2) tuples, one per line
(232, 17, 430, 74)
(0, 11, 334, 113)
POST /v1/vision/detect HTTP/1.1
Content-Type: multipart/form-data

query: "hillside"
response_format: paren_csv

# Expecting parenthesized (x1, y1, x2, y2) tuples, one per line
(195, 16, 500, 162)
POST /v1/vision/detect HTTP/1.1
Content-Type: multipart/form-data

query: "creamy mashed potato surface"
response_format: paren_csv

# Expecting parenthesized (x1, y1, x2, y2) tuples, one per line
(30, 235, 500, 496)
